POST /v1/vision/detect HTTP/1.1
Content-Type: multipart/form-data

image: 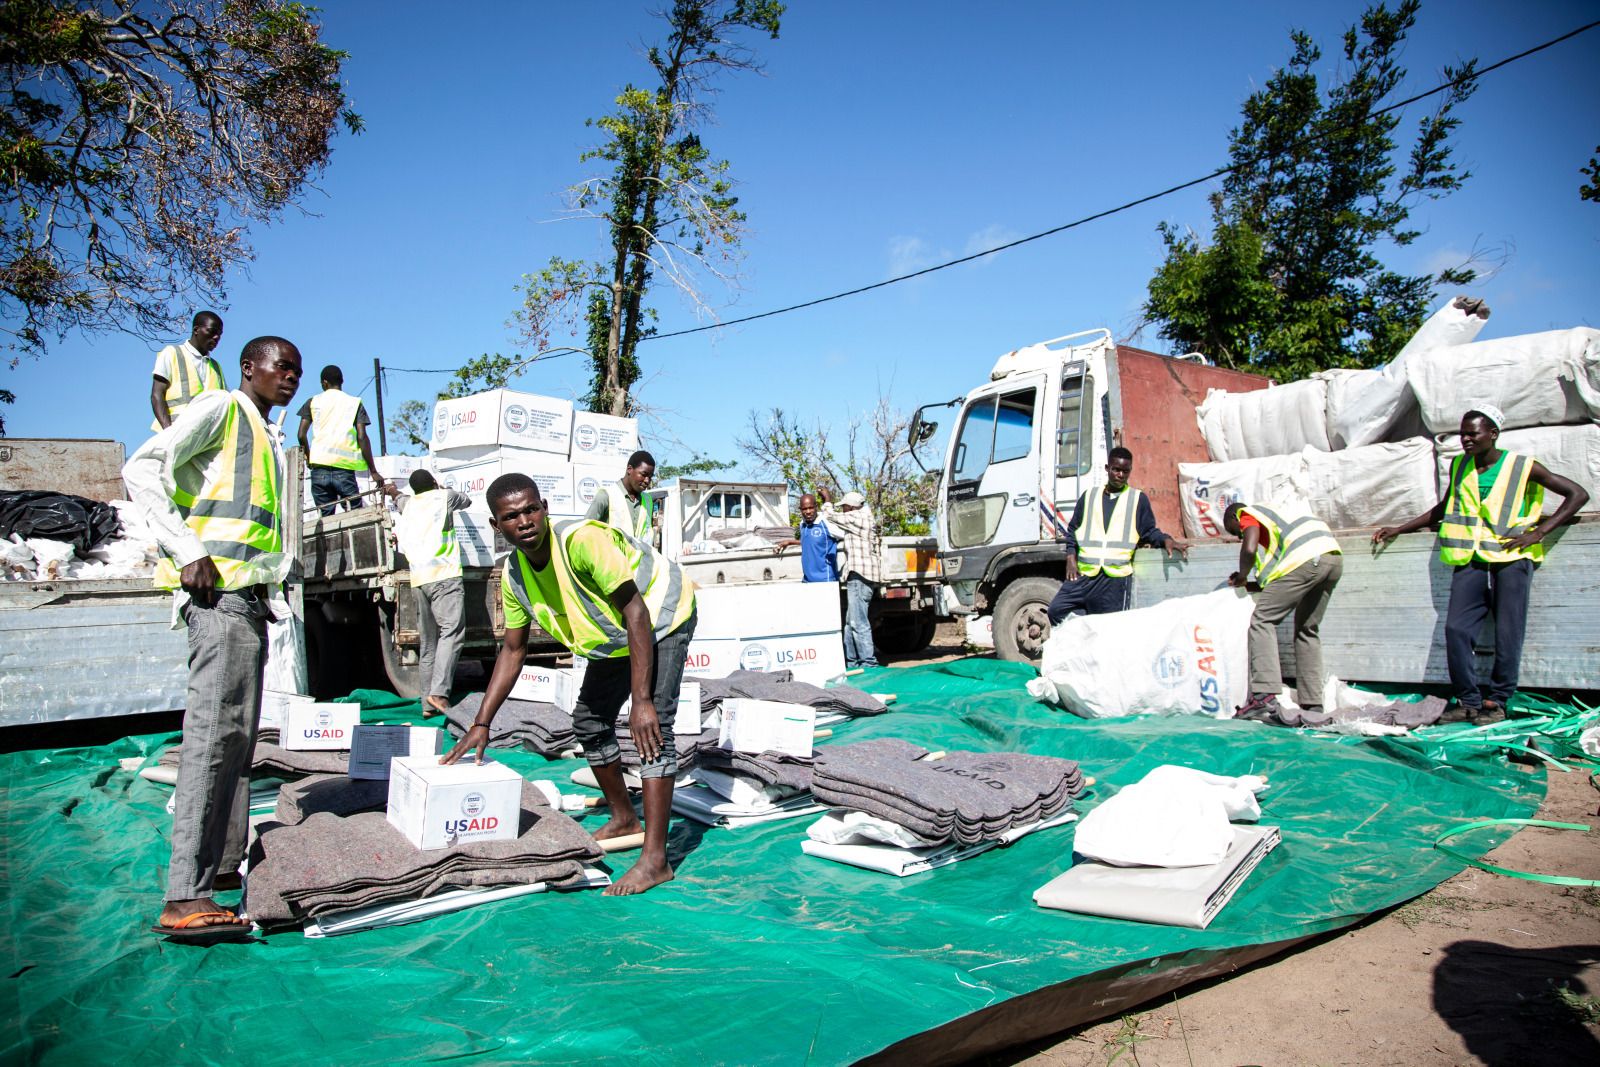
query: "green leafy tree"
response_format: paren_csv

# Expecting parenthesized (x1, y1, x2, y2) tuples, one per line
(1142, 1, 1478, 380)
(657, 453, 735, 480)
(739, 397, 937, 536)
(1582, 146, 1600, 203)
(514, 0, 782, 417)
(1, 0, 359, 358)
(386, 353, 523, 453)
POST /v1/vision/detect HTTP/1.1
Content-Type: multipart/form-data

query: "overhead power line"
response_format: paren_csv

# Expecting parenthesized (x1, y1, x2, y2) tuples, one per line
(640, 18, 1600, 343)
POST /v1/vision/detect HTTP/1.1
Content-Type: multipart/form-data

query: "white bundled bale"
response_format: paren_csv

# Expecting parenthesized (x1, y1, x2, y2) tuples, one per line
(1435, 424, 1600, 516)
(1178, 453, 1307, 540)
(1299, 437, 1438, 530)
(1407, 328, 1600, 434)
(1027, 588, 1256, 718)
(1323, 296, 1491, 450)
(1196, 377, 1331, 462)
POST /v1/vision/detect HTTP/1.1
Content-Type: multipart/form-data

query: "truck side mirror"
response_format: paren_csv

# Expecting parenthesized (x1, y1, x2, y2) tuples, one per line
(908, 412, 937, 448)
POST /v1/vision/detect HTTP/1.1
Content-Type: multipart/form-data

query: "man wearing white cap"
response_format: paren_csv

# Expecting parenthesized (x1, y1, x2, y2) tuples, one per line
(1375, 405, 1588, 724)
(818, 486, 882, 669)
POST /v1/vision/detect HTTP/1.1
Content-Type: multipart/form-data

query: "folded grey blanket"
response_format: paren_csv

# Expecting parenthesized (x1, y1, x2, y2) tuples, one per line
(158, 740, 350, 778)
(690, 670, 887, 717)
(444, 693, 577, 756)
(1257, 694, 1448, 729)
(694, 747, 814, 791)
(275, 774, 389, 824)
(246, 782, 604, 926)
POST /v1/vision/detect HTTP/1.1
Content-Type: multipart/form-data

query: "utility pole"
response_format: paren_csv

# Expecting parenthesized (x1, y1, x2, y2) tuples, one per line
(373, 356, 387, 454)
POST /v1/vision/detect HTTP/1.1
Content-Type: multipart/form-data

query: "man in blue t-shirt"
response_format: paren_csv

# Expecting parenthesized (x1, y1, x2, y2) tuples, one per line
(778, 492, 840, 581)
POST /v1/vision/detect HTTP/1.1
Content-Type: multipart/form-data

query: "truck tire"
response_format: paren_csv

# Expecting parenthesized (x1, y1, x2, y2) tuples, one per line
(872, 615, 937, 655)
(992, 576, 1059, 663)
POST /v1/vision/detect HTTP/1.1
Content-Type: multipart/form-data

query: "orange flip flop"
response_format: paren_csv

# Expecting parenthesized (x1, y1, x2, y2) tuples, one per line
(151, 911, 253, 944)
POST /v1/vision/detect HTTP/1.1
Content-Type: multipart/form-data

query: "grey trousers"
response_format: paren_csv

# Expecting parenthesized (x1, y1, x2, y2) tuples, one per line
(416, 576, 466, 700)
(571, 612, 697, 778)
(168, 591, 268, 901)
(1248, 552, 1343, 706)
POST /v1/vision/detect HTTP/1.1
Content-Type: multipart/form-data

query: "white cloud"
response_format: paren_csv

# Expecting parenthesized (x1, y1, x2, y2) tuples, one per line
(962, 224, 1023, 266)
(886, 235, 942, 278)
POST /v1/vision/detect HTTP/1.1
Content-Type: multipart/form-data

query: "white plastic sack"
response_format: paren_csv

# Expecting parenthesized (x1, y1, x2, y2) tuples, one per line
(1071, 770, 1260, 868)
(1407, 328, 1600, 433)
(1299, 437, 1438, 530)
(1322, 367, 1416, 451)
(1581, 725, 1600, 759)
(24, 538, 75, 579)
(1197, 378, 1332, 462)
(263, 595, 309, 695)
(1028, 587, 1255, 718)
(1138, 765, 1268, 822)
(1435, 423, 1600, 515)
(1394, 295, 1492, 362)
(1, 534, 35, 579)
(1178, 453, 1307, 539)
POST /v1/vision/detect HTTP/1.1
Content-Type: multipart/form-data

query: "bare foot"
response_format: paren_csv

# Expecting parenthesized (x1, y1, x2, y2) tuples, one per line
(422, 696, 449, 718)
(603, 856, 674, 896)
(156, 897, 247, 930)
(591, 813, 644, 842)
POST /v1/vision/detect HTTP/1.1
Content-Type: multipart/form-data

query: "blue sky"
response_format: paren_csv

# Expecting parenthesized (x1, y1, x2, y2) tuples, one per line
(7, 1, 1598, 478)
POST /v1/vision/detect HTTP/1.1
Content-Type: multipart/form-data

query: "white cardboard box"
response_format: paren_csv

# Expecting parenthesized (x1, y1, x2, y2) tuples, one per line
(571, 463, 615, 513)
(455, 512, 502, 568)
(719, 699, 815, 758)
(375, 454, 432, 484)
(622, 681, 703, 736)
(261, 689, 313, 731)
(570, 411, 640, 463)
(281, 703, 361, 751)
(509, 663, 563, 704)
(430, 390, 573, 455)
(349, 725, 447, 780)
(692, 580, 842, 640)
(437, 448, 577, 516)
(686, 631, 846, 686)
(387, 755, 523, 851)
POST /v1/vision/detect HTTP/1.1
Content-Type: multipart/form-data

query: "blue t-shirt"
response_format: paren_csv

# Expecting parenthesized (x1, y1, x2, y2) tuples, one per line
(798, 518, 840, 582)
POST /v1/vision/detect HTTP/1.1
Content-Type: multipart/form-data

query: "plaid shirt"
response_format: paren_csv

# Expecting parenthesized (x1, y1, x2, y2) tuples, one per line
(821, 502, 883, 583)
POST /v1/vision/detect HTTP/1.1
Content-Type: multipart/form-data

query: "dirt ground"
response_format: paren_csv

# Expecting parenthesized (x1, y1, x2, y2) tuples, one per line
(883, 623, 1600, 1067)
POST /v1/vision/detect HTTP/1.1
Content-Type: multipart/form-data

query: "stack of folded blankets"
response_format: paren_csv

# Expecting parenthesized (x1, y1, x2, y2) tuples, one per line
(245, 782, 605, 927)
(690, 670, 888, 719)
(694, 746, 814, 792)
(811, 739, 1084, 846)
(616, 719, 721, 772)
(445, 694, 576, 756)
(158, 739, 350, 777)
(275, 774, 389, 823)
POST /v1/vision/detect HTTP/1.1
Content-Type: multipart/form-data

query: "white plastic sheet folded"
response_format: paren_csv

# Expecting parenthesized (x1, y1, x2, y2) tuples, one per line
(1197, 377, 1331, 462)
(1435, 423, 1600, 515)
(1028, 588, 1255, 718)
(1408, 328, 1600, 433)
(799, 809, 1077, 877)
(1072, 766, 1268, 869)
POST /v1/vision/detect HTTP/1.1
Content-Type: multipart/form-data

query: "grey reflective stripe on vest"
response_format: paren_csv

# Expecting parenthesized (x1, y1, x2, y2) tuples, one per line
(1442, 453, 1532, 540)
(1252, 507, 1326, 572)
(203, 540, 271, 562)
(182, 408, 279, 530)
(173, 351, 195, 401)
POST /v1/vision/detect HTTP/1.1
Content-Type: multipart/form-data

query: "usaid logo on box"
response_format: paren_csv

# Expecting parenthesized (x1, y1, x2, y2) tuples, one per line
(282, 702, 360, 751)
(387, 756, 522, 851)
(573, 424, 599, 453)
(433, 407, 450, 443)
(739, 643, 773, 672)
(503, 404, 530, 435)
(577, 474, 601, 504)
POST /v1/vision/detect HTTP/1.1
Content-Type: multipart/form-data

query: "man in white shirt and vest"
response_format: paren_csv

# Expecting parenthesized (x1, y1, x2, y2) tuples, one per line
(1224, 498, 1344, 725)
(1047, 447, 1188, 624)
(149, 311, 226, 431)
(392, 470, 475, 716)
(443, 472, 697, 896)
(124, 336, 302, 942)
(1374, 405, 1588, 724)
(585, 449, 656, 544)
(296, 364, 388, 516)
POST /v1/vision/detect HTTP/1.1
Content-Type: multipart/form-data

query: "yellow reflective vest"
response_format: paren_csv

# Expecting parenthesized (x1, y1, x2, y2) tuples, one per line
(1439, 451, 1545, 565)
(1075, 486, 1142, 578)
(503, 520, 695, 659)
(1241, 503, 1341, 586)
(395, 489, 463, 587)
(603, 482, 653, 541)
(154, 394, 284, 591)
(150, 343, 227, 431)
(308, 388, 365, 470)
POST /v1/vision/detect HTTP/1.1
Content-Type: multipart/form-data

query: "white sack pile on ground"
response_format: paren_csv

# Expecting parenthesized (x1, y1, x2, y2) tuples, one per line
(1028, 588, 1254, 718)
(1436, 423, 1600, 516)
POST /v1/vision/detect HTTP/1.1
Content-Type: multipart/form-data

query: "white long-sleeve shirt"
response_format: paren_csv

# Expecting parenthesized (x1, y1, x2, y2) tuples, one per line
(123, 390, 292, 623)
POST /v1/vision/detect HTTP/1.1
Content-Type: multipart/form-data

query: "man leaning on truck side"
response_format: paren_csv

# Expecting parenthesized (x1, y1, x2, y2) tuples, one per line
(125, 336, 303, 943)
(1373, 405, 1589, 725)
(1047, 447, 1188, 624)
(149, 311, 226, 431)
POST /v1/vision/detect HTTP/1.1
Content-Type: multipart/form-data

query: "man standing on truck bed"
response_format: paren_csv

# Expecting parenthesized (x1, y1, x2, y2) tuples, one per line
(586, 449, 656, 543)
(124, 336, 303, 942)
(297, 364, 389, 516)
(1373, 406, 1589, 725)
(1047, 447, 1188, 624)
(444, 472, 696, 895)
(392, 470, 475, 717)
(149, 311, 226, 431)
(1224, 498, 1343, 725)
(819, 486, 881, 669)
(776, 492, 841, 582)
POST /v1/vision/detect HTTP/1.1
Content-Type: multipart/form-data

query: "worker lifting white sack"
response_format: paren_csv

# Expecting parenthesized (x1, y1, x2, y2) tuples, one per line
(1027, 587, 1255, 718)
(1408, 327, 1600, 434)
(1435, 423, 1600, 516)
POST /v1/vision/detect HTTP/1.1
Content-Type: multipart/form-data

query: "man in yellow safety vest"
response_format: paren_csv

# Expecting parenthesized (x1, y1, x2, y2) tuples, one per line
(392, 470, 475, 716)
(585, 449, 656, 543)
(149, 311, 226, 431)
(296, 364, 389, 515)
(443, 472, 697, 896)
(1374, 405, 1588, 724)
(1224, 497, 1344, 725)
(1047, 447, 1188, 624)
(124, 336, 303, 942)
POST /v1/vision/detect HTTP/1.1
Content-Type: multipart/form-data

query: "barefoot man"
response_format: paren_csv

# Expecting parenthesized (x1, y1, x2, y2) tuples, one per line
(442, 473, 697, 895)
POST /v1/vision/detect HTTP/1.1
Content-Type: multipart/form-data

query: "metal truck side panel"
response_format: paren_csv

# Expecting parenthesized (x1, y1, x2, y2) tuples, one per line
(0, 438, 128, 502)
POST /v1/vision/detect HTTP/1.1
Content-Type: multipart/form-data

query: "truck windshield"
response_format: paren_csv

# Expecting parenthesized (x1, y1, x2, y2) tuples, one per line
(951, 388, 1036, 482)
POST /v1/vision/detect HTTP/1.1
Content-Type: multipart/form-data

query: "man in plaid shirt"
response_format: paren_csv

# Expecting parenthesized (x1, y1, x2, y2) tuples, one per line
(819, 487, 882, 668)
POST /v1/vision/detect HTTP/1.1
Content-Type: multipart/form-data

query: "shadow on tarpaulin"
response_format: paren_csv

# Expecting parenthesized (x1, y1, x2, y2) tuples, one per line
(0, 659, 1555, 1066)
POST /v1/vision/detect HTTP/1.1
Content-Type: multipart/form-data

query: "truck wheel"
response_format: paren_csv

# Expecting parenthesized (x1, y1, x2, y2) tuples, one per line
(992, 577, 1059, 663)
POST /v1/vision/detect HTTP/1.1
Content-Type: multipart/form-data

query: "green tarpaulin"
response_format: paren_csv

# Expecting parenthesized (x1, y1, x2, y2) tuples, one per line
(0, 660, 1552, 1064)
